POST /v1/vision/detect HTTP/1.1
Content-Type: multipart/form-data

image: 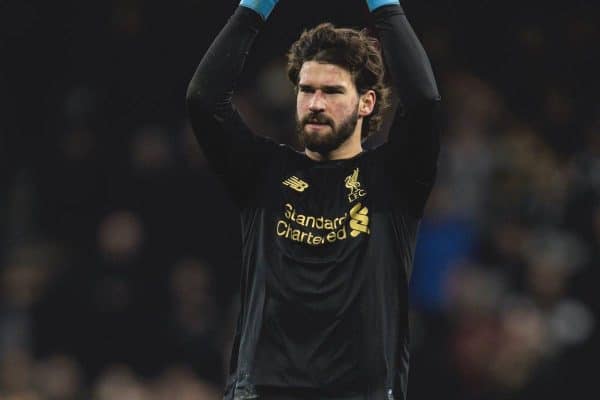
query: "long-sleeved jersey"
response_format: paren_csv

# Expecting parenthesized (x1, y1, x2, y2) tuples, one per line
(186, 5, 441, 400)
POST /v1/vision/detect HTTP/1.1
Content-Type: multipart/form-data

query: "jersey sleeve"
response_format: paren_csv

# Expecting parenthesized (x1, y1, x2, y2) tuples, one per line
(373, 5, 442, 217)
(186, 6, 279, 206)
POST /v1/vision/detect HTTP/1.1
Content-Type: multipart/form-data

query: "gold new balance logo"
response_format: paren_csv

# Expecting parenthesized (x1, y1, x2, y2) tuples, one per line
(349, 202, 370, 237)
(282, 176, 309, 192)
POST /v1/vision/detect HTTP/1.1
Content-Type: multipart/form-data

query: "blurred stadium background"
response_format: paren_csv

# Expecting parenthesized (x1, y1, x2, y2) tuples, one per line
(1, 0, 598, 399)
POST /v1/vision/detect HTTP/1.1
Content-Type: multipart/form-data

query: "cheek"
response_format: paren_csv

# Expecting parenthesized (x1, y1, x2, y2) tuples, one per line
(331, 101, 357, 119)
(296, 96, 308, 115)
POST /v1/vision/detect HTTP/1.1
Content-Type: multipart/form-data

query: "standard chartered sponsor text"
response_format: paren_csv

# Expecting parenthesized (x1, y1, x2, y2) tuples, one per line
(276, 203, 369, 245)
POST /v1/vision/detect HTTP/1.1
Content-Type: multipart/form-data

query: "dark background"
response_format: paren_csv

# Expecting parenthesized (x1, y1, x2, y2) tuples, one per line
(1, 0, 598, 399)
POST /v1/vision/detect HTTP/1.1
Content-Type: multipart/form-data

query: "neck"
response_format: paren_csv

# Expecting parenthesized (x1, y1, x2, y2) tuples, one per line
(304, 124, 363, 161)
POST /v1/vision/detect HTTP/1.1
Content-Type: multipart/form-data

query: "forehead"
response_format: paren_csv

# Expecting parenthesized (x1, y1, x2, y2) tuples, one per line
(298, 61, 354, 87)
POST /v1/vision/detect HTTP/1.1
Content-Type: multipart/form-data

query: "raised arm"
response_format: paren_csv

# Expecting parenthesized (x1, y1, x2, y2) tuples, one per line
(371, 1, 440, 111)
(185, 2, 280, 204)
(369, 0, 442, 216)
(186, 6, 263, 126)
(185, 0, 278, 114)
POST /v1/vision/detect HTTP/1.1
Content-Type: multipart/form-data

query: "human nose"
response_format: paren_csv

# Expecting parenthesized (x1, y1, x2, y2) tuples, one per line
(308, 91, 326, 112)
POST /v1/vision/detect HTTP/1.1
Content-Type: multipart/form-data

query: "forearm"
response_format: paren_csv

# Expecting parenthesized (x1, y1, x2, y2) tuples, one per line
(373, 4, 440, 111)
(185, 6, 264, 121)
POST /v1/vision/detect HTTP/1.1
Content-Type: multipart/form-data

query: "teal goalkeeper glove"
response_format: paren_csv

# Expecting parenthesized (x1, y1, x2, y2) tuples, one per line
(240, 0, 279, 20)
(366, 0, 399, 12)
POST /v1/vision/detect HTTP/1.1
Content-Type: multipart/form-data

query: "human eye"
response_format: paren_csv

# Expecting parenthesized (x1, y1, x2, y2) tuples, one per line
(323, 86, 344, 95)
(298, 85, 314, 93)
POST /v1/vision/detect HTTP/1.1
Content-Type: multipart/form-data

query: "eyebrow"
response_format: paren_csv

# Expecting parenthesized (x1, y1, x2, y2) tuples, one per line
(298, 84, 347, 92)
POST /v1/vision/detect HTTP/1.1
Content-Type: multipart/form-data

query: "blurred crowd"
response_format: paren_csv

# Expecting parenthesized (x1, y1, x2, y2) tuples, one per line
(1, 0, 599, 399)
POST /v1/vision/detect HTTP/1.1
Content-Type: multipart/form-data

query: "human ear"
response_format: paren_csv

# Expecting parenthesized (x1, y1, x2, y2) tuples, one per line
(359, 90, 376, 117)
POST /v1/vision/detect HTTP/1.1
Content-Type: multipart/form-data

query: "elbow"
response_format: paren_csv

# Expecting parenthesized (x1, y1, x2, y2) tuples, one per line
(185, 80, 219, 115)
(185, 69, 215, 107)
(185, 82, 206, 109)
(186, 78, 234, 124)
(406, 89, 441, 114)
(417, 83, 442, 107)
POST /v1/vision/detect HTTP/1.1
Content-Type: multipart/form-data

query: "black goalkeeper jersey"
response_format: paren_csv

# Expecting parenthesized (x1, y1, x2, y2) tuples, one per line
(186, 5, 441, 400)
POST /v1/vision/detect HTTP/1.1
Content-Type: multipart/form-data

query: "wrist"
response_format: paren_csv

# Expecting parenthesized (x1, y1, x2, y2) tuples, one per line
(240, 0, 278, 20)
(366, 0, 399, 12)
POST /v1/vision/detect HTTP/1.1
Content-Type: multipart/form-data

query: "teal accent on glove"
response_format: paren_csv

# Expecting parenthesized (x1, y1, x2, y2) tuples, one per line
(366, 0, 399, 12)
(240, 0, 279, 19)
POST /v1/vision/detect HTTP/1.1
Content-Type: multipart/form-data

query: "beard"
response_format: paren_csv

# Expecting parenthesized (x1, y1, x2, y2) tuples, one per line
(296, 109, 359, 155)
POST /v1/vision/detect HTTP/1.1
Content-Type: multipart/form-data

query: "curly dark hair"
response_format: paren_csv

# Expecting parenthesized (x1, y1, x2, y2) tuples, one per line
(287, 23, 391, 139)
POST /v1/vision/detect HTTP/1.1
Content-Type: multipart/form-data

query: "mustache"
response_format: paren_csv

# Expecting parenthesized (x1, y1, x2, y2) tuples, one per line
(301, 113, 334, 127)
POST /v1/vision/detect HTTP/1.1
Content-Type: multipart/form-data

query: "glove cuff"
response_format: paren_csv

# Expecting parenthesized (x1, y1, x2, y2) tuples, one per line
(366, 0, 400, 12)
(240, 0, 278, 20)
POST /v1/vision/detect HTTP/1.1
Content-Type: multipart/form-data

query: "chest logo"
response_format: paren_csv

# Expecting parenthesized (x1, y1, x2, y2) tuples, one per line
(344, 168, 367, 202)
(349, 202, 370, 237)
(282, 176, 309, 192)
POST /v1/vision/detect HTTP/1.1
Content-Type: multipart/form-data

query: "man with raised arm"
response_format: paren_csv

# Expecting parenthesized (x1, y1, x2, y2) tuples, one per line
(186, 1, 441, 399)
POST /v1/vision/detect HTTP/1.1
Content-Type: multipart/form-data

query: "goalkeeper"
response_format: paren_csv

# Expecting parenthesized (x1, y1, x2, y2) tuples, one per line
(186, 0, 441, 399)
